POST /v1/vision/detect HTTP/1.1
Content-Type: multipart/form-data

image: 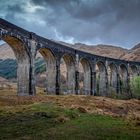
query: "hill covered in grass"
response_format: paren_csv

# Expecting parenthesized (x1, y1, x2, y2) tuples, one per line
(0, 57, 46, 79)
(0, 59, 17, 79)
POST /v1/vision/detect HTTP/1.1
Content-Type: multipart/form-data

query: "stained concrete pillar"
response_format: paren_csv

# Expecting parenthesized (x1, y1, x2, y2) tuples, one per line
(83, 66, 91, 95)
(28, 39, 37, 95)
(60, 54, 75, 94)
(46, 60, 56, 94)
(90, 62, 96, 96)
(129, 65, 138, 79)
(111, 70, 118, 92)
(90, 71, 93, 95)
(109, 68, 118, 94)
(96, 63, 107, 96)
(45, 61, 56, 94)
(105, 72, 109, 96)
(39, 48, 56, 95)
(119, 64, 128, 94)
(17, 59, 31, 95)
(17, 39, 36, 96)
(91, 71, 96, 95)
(104, 60, 109, 95)
(66, 61, 75, 94)
(3, 35, 36, 96)
(116, 73, 120, 94)
(93, 71, 97, 95)
(80, 59, 91, 95)
(75, 71, 79, 94)
(56, 59, 60, 95)
(75, 54, 79, 94)
(127, 73, 131, 96)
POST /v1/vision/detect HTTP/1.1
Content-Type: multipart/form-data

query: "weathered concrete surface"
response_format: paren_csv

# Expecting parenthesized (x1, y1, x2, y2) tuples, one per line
(79, 58, 91, 95)
(3, 36, 31, 96)
(108, 64, 118, 94)
(119, 64, 128, 94)
(129, 65, 139, 79)
(60, 54, 75, 94)
(96, 61, 107, 96)
(39, 48, 56, 94)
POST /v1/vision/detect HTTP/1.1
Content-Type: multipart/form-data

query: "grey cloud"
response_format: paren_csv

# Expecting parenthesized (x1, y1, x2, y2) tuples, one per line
(0, 0, 140, 48)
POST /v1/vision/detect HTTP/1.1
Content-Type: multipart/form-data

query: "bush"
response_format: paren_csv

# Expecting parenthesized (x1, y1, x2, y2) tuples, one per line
(130, 76, 140, 99)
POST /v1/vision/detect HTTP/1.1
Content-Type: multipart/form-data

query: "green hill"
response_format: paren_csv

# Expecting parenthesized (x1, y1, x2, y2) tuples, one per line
(0, 57, 46, 79)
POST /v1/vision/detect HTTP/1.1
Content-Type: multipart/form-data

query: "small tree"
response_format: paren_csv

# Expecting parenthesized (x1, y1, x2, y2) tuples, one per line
(130, 76, 140, 99)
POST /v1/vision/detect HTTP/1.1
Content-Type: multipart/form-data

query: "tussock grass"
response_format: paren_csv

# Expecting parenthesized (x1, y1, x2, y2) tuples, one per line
(0, 89, 140, 140)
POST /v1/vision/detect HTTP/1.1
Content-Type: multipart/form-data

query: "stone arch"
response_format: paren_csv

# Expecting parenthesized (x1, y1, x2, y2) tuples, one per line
(119, 64, 128, 93)
(60, 53, 75, 94)
(79, 58, 91, 95)
(38, 48, 56, 94)
(0, 35, 31, 95)
(108, 63, 118, 93)
(129, 65, 138, 79)
(96, 61, 107, 95)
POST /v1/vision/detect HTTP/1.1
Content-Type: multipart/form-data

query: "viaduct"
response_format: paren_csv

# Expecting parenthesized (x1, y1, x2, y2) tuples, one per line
(0, 18, 140, 96)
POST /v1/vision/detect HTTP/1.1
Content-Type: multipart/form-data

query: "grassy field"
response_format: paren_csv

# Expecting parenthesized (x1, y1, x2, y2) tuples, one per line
(0, 89, 140, 140)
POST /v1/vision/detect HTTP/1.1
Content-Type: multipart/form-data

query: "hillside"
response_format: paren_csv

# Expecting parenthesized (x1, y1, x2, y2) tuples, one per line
(1, 42, 140, 61)
(72, 43, 128, 59)
(58, 41, 140, 61)
(0, 43, 15, 59)
(121, 43, 140, 61)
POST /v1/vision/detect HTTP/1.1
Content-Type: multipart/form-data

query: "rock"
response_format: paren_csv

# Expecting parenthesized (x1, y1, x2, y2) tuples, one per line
(34, 112, 51, 118)
(78, 107, 88, 113)
(55, 116, 70, 123)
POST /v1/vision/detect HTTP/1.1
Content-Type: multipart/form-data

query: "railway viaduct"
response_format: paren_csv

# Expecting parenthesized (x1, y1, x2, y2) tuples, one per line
(0, 18, 140, 96)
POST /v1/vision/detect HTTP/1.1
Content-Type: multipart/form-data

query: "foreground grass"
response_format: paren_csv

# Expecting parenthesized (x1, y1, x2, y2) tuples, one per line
(0, 102, 140, 140)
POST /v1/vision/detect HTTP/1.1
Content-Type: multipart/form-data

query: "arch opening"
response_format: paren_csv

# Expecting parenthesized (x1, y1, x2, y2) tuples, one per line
(96, 61, 107, 96)
(38, 48, 56, 94)
(79, 58, 91, 95)
(60, 54, 75, 94)
(0, 40, 17, 94)
(0, 36, 31, 95)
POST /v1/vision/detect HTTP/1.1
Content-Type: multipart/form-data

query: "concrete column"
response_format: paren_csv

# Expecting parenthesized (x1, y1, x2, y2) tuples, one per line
(116, 73, 120, 94)
(127, 73, 131, 97)
(29, 39, 36, 95)
(105, 61, 109, 96)
(75, 70, 79, 95)
(67, 63, 75, 94)
(90, 72, 93, 95)
(105, 72, 109, 96)
(56, 59, 60, 95)
(17, 39, 36, 96)
(17, 60, 31, 96)
(91, 71, 96, 95)
(99, 71, 106, 96)
(2, 34, 37, 96)
(93, 71, 97, 95)
(75, 53, 79, 95)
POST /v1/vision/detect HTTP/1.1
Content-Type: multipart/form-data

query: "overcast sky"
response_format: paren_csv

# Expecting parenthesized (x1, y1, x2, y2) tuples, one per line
(0, 0, 140, 48)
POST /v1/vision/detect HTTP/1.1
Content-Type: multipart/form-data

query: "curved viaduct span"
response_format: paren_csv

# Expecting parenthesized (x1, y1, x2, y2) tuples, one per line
(0, 18, 140, 96)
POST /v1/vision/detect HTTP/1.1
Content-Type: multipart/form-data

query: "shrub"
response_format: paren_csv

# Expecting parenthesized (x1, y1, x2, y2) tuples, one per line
(130, 76, 140, 99)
